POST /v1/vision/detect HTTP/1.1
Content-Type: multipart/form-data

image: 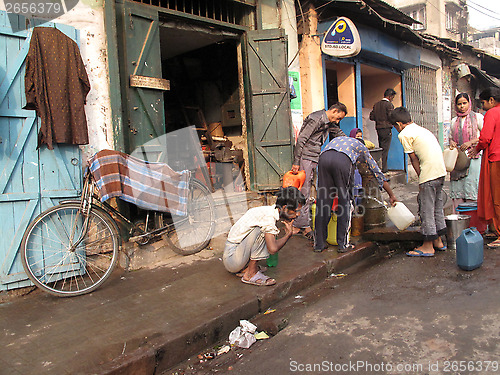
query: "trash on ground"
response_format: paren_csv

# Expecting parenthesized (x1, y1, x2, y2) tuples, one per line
(217, 345, 231, 355)
(263, 308, 276, 315)
(329, 272, 347, 279)
(229, 320, 257, 348)
(203, 352, 216, 360)
(295, 295, 303, 299)
(254, 331, 270, 340)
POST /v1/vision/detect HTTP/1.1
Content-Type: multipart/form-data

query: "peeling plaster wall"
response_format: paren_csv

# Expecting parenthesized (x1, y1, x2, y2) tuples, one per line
(52, 1, 113, 160)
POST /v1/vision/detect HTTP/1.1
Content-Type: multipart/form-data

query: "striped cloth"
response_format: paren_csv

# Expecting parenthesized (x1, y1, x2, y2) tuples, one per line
(88, 150, 190, 216)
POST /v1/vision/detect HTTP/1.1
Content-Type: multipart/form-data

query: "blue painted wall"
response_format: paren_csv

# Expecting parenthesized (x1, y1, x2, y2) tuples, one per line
(339, 116, 357, 138)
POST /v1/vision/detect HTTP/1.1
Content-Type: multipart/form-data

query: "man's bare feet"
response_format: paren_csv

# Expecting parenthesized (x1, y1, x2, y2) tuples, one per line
(433, 237, 446, 251)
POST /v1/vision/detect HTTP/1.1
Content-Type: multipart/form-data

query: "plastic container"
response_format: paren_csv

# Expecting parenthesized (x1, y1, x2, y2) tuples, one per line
(456, 202, 487, 233)
(311, 203, 349, 245)
(443, 147, 458, 172)
(282, 170, 306, 190)
(456, 227, 483, 271)
(327, 214, 339, 245)
(445, 214, 471, 250)
(386, 202, 415, 230)
(266, 253, 278, 267)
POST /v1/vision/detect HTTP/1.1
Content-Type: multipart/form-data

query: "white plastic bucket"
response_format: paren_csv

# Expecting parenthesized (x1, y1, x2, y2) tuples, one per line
(387, 202, 415, 230)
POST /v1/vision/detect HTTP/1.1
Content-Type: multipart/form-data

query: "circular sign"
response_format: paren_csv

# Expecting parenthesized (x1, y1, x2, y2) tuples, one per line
(321, 17, 361, 58)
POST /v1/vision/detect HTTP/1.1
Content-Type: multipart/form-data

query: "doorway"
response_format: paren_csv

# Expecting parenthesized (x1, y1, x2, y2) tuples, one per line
(360, 64, 404, 171)
(154, 17, 246, 191)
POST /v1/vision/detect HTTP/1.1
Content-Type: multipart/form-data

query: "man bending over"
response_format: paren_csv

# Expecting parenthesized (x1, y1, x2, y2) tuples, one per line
(223, 187, 306, 286)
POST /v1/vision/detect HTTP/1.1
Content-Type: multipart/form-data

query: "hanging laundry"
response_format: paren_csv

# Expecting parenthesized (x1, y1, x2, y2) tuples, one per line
(24, 27, 91, 150)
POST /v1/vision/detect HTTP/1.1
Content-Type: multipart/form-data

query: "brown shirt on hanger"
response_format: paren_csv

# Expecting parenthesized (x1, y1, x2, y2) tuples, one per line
(24, 27, 91, 149)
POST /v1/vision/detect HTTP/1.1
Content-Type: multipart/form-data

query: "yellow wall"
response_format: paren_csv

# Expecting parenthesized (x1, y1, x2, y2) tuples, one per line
(336, 63, 356, 115)
(362, 72, 402, 110)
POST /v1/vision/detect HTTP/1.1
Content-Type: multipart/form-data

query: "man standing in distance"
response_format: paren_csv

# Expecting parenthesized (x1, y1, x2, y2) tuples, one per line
(370, 88, 396, 173)
(291, 102, 347, 239)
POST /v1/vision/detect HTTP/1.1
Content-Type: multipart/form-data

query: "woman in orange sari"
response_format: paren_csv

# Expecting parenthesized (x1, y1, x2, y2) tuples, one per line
(469, 87, 500, 247)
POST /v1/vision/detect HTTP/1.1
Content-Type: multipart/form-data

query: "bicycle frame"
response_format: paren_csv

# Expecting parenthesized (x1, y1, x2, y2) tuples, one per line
(71, 170, 190, 245)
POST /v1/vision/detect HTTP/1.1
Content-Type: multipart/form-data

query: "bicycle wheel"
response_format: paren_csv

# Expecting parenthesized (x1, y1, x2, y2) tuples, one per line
(162, 178, 216, 255)
(21, 203, 119, 297)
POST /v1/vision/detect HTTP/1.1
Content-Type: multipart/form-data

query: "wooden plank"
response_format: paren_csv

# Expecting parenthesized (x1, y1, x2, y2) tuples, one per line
(0, 30, 31, 107)
(0, 199, 37, 282)
(0, 117, 36, 194)
(246, 29, 292, 190)
(130, 75, 170, 90)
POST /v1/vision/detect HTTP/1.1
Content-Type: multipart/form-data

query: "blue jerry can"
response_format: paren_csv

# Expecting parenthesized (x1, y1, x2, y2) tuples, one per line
(456, 227, 484, 271)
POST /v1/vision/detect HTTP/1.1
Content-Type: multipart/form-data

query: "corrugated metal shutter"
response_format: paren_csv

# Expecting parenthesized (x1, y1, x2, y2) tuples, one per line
(404, 66, 439, 137)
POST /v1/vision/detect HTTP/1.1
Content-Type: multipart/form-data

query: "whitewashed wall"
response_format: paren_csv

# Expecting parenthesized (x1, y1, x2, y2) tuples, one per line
(53, 0, 113, 160)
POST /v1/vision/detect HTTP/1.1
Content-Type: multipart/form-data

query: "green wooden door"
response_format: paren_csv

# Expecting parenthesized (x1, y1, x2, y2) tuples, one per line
(116, 1, 165, 153)
(246, 29, 293, 191)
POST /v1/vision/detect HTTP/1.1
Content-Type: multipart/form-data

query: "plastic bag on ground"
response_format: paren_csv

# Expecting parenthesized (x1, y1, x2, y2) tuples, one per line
(229, 320, 257, 348)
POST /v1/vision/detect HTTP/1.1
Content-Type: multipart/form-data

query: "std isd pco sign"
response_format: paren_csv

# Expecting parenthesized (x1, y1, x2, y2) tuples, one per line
(321, 17, 361, 58)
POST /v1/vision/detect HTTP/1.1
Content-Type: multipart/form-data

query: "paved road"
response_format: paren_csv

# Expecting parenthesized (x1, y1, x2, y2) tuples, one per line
(171, 247, 500, 375)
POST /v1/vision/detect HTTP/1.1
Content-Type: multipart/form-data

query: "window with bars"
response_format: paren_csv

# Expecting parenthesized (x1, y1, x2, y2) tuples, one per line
(403, 66, 438, 137)
(130, 0, 254, 26)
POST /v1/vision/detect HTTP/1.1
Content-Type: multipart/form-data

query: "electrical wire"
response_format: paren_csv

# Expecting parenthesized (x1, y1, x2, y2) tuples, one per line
(467, 0, 500, 17)
(467, 3, 500, 22)
(295, 0, 338, 19)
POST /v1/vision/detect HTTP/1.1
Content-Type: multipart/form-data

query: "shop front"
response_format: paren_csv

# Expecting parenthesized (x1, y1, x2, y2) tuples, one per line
(318, 20, 422, 172)
(110, 0, 295, 192)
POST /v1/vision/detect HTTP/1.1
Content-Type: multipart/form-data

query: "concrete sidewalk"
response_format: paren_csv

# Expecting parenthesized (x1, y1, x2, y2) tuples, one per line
(0, 237, 382, 375)
(0, 182, 439, 375)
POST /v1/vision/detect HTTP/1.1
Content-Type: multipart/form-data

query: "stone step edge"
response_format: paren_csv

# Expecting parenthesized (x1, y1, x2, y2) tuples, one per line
(96, 242, 379, 374)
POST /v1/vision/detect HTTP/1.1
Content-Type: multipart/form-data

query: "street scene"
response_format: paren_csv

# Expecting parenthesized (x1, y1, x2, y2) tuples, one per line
(1, 0, 500, 374)
(169, 243, 500, 375)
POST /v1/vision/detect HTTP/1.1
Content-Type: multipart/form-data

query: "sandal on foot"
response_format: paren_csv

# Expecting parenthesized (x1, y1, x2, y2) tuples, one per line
(487, 239, 500, 248)
(294, 228, 314, 241)
(434, 245, 447, 251)
(313, 245, 328, 253)
(338, 244, 355, 253)
(406, 249, 434, 257)
(241, 271, 276, 286)
(235, 265, 267, 278)
(303, 230, 314, 241)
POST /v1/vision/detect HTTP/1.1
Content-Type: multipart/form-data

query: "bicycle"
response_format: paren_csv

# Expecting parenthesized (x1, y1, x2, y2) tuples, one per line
(20, 167, 216, 297)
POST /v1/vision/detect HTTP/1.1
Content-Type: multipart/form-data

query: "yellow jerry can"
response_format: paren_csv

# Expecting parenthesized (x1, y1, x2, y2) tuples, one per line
(311, 203, 349, 246)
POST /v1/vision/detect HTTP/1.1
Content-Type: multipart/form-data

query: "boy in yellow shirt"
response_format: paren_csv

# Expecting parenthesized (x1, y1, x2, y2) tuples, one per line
(389, 107, 447, 256)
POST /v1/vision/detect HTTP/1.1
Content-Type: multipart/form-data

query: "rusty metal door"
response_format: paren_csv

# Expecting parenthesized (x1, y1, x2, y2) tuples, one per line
(245, 29, 293, 191)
